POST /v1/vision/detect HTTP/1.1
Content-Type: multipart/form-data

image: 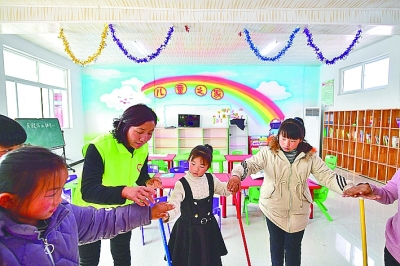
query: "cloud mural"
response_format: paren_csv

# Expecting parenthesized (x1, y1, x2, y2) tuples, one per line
(100, 77, 151, 111)
(256, 81, 292, 101)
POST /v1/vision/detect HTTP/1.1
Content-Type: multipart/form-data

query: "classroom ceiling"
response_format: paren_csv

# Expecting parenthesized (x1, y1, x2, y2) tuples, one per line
(0, 0, 400, 66)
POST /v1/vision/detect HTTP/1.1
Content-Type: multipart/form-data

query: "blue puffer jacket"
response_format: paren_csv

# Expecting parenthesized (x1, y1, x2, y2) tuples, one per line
(0, 200, 151, 265)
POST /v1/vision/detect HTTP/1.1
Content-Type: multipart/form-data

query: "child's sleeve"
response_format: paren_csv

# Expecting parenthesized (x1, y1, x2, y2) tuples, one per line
(213, 175, 231, 196)
(70, 202, 151, 245)
(166, 181, 185, 222)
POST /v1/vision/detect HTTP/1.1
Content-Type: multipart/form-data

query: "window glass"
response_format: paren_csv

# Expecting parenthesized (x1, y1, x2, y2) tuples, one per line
(4, 50, 37, 82)
(340, 55, 389, 94)
(42, 88, 50, 118)
(16, 84, 42, 118)
(39, 62, 66, 87)
(3, 47, 71, 129)
(364, 58, 389, 89)
(5, 81, 17, 118)
(343, 66, 362, 92)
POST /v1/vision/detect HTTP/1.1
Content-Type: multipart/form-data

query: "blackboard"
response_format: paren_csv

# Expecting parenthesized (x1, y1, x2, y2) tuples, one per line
(16, 118, 65, 149)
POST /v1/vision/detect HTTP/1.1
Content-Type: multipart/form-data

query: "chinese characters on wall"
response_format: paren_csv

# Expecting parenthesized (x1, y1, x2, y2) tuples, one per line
(154, 83, 224, 100)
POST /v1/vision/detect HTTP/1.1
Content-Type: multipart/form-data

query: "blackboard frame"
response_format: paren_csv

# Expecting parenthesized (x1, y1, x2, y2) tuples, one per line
(15, 118, 65, 149)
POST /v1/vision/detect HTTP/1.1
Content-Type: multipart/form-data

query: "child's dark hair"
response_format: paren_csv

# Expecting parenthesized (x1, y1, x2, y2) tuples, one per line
(188, 144, 213, 168)
(111, 104, 158, 143)
(0, 115, 27, 147)
(0, 146, 67, 210)
(277, 118, 306, 140)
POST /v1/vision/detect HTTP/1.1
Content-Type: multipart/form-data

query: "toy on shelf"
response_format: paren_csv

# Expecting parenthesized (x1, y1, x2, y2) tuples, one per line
(268, 118, 282, 137)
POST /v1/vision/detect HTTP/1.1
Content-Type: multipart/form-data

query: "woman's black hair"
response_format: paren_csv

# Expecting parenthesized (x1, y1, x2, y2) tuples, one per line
(0, 115, 27, 147)
(293, 117, 306, 137)
(188, 144, 213, 168)
(277, 118, 306, 140)
(111, 104, 158, 143)
(0, 146, 67, 210)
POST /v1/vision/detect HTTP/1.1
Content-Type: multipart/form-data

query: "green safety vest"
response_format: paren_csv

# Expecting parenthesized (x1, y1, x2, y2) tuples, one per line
(73, 133, 148, 208)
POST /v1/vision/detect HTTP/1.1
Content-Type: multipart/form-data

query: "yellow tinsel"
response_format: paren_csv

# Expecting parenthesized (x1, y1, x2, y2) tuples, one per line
(58, 24, 109, 66)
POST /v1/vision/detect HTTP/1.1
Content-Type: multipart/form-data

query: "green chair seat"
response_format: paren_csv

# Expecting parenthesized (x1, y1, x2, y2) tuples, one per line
(150, 160, 168, 173)
(313, 186, 333, 221)
(243, 186, 260, 225)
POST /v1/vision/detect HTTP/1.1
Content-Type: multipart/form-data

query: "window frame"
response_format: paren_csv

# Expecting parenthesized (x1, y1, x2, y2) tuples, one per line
(3, 46, 71, 129)
(340, 54, 390, 95)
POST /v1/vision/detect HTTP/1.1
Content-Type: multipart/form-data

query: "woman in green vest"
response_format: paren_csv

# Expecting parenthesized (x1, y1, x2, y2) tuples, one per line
(74, 104, 163, 266)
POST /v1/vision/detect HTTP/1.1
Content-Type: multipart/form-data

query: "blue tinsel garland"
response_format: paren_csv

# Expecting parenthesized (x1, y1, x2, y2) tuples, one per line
(303, 27, 362, 65)
(109, 24, 174, 63)
(243, 27, 300, 62)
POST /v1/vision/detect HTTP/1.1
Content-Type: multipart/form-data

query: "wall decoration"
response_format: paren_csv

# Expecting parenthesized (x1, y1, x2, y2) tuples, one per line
(154, 86, 167, 98)
(59, 24, 108, 66)
(321, 79, 334, 106)
(109, 24, 174, 63)
(195, 85, 207, 96)
(243, 27, 300, 62)
(175, 83, 187, 94)
(100, 77, 150, 110)
(213, 108, 230, 124)
(141, 75, 284, 126)
(304, 28, 362, 65)
(211, 88, 224, 100)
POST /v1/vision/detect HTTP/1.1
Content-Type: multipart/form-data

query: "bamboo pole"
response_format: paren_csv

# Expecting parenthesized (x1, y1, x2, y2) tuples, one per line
(359, 198, 368, 266)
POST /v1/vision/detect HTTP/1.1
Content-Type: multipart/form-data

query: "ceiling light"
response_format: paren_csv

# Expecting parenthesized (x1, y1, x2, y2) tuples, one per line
(260, 41, 279, 55)
(366, 26, 393, 36)
(132, 41, 149, 56)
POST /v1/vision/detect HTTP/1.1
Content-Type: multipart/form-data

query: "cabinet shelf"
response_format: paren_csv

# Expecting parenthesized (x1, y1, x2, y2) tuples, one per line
(323, 109, 400, 184)
(152, 127, 229, 155)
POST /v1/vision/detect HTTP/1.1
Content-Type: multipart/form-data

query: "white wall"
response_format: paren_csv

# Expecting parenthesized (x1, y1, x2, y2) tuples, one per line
(0, 35, 85, 163)
(320, 36, 400, 110)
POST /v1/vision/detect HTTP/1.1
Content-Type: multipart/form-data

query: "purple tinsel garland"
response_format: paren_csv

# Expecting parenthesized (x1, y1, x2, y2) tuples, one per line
(109, 24, 174, 63)
(303, 27, 362, 65)
(243, 27, 300, 62)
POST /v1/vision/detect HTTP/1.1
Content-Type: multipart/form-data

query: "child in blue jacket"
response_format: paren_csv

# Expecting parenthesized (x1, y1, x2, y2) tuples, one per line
(0, 146, 173, 265)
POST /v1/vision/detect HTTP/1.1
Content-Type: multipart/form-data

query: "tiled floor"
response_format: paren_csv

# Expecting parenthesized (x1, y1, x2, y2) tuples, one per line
(70, 168, 397, 266)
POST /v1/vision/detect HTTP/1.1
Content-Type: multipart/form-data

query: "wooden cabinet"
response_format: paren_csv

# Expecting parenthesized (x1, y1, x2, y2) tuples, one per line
(323, 109, 400, 183)
(152, 127, 229, 155)
(229, 123, 248, 154)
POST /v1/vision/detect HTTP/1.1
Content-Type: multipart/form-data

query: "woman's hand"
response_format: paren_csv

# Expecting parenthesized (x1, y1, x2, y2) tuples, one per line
(150, 202, 175, 220)
(145, 177, 163, 189)
(227, 175, 241, 194)
(121, 186, 157, 206)
(342, 183, 381, 200)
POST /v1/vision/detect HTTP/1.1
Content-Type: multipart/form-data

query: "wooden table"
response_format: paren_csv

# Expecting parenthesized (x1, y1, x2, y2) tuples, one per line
(224, 154, 252, 173)
(148, 154, 176, 169)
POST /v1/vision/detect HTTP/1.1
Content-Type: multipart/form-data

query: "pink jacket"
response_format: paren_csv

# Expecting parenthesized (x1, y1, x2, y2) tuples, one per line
(370, 169, 400, 263)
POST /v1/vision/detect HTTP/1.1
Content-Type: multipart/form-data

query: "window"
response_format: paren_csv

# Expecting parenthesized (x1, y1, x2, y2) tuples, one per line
(341, 56, 389, 93)
(3, 47, 70, 128)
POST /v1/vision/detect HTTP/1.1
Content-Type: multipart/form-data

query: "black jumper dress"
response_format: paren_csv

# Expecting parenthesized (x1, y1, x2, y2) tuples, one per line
(167, 173, 228, 266)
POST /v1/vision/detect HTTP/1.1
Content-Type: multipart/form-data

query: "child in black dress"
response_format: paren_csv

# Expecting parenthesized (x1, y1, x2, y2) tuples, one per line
(165, 144, 239, 266)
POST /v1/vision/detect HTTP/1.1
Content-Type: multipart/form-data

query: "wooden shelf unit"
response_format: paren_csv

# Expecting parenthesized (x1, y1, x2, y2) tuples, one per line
(323, 109, 400, 183)
(229, 124, 249, 154)
(152, 127, 229, 155)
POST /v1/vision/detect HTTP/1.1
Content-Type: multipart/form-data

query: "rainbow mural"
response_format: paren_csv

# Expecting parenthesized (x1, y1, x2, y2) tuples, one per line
(141, 75, 284, 126)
